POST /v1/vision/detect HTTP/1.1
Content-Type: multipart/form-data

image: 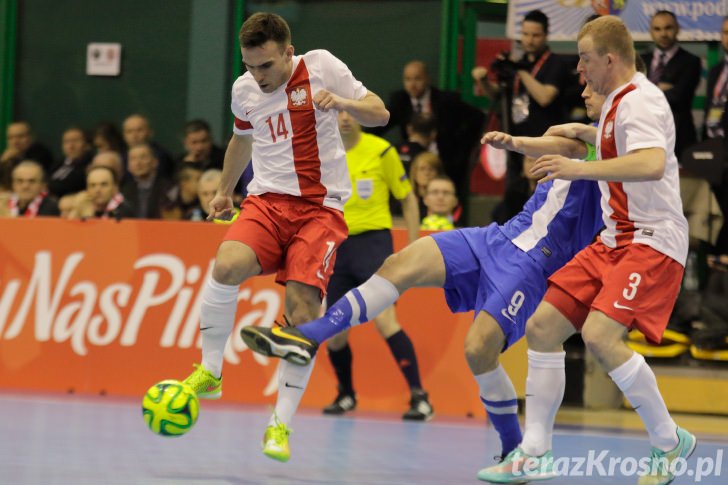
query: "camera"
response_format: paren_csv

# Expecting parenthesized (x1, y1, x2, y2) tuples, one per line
(490, 52, 531, 85)
(490, 52, 518, 84)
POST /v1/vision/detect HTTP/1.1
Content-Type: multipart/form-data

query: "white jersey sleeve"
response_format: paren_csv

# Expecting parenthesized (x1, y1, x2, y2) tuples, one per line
(308, 49, 368, 101)
(618, 92, 669, 154)
(231, 73, 255, 136)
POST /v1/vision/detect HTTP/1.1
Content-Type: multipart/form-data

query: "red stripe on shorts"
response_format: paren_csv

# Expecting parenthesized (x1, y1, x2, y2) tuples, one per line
(286, 59, 326, 204)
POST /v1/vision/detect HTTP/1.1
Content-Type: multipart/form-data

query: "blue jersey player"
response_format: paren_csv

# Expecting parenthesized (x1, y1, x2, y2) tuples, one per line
(242, 91, 607, 469)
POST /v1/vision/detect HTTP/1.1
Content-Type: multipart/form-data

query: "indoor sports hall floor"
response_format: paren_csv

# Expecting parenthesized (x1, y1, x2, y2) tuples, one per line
(2, 392, 726, 484)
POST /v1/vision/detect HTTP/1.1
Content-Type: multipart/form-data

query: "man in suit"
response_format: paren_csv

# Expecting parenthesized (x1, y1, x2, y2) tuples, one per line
(1, 121, 54, 191)
(0, 160, 59, 217)
(642, 10, 701, 159)
(121, 143, 172, 219)
(704, 16, 728, 141)
(378, 61, 484, 219)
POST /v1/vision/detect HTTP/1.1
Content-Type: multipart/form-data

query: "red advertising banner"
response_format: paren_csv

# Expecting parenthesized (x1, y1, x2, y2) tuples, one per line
(0, 218, 528, 418)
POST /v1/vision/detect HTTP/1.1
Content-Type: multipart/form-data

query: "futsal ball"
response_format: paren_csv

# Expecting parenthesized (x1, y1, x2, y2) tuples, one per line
(142, 379, 199, 437)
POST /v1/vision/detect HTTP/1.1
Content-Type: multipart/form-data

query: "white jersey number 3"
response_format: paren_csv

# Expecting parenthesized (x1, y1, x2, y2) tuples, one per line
(622, 272, 642, 301)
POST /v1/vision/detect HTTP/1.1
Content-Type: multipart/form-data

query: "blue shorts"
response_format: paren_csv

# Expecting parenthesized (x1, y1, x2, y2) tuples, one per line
(431, 224, 549, 351)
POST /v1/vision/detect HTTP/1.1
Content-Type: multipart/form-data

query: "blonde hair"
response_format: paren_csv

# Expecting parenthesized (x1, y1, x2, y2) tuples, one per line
(578, 15, 635, 66)
(409, 152, 444, 196)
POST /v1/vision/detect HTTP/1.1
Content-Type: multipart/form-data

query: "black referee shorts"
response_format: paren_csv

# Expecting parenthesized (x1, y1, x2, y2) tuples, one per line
(326, 229, 394, 306)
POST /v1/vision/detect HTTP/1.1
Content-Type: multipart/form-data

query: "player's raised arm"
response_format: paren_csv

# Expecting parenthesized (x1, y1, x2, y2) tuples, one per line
(313, 89, 389, 127)
(482, 130, 588, 159)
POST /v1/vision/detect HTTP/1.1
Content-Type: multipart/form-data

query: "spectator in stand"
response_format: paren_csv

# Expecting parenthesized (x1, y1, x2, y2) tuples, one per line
(409, 151, 445, 219)
(1, 121, 54, 191)
(391, 114, 437, 217)
(93, 122, 126, 155)
(90, 151, 125, 184)
(122, 114, 174, 178)
(161, 165, 203, 220)
(122, 143, 173, 219)
(704, 16, 728, 141)
(0, 160, 59, 217)
(186, 169, 238, 222)
(396, 113, 437, 174)
(48, 127, 94, 198)
(377, 61, 484, 215)
(69, 166, 135, 219)
(641, 10, 701, 158)
(178, 120, 225, 171)
(420, 175, 459, 231)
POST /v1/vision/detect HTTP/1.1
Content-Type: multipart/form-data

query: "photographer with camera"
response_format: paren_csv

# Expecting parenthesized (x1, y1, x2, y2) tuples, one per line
(472, 10, 571, 222)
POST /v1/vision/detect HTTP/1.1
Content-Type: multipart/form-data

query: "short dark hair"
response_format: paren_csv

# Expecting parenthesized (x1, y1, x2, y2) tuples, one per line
(653, 10, 678, 24)
(239, 12, 291, 49)
(426, 175, 457, 194)
(407, 113, 437, 137)
(63, 125, 91, 145)
(184, 119, 211, 136)
(524, 10, 549, 35)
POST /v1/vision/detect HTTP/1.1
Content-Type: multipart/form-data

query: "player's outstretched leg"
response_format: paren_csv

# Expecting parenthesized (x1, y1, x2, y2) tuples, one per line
(241, 236, 447, 365)
(240, 273, 398, 364)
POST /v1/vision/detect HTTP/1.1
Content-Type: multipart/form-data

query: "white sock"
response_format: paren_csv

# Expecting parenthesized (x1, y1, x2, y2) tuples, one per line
(475, 364, 518, 412)
(270, 356, 317, 427)
(475, 364, 522, 455)
(346, 274, 400, 327)
(521, 350, 566, 456)
(199, 278, 239, 378)
(608, 352, 678, 451)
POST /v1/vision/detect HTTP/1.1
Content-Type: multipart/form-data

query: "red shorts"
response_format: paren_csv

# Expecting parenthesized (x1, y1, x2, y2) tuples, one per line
(223, 193, 348, 294)
(544, 241, 683, 344)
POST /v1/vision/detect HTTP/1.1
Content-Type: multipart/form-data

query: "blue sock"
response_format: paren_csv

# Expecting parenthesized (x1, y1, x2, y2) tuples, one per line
(482, 397, 522, 457)
(298, 274, 400, 342)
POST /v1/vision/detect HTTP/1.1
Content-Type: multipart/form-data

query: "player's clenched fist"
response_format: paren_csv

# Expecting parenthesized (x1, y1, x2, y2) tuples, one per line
(313, 89, 345, 112)
(207, 194, 234, 221)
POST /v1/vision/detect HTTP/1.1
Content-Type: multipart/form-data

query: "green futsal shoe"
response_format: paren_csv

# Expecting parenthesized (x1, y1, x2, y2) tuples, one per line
(477, 447, 555, 483)
(262, 418, 291, 462)
(638, 427, 697, 485)
(182, 363, 222, 399)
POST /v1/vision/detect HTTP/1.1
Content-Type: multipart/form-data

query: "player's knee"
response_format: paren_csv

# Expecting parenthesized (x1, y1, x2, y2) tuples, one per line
(581, 321, 617, 356)
(213, 244, 258, 284)
(463, 328, 500, 370)
(525, 315, 555, 351)
(212, 259, 243, 285)
(377, 252, 406, 286)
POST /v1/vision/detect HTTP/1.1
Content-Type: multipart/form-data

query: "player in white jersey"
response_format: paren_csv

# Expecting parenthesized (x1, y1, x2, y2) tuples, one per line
(177, 12, 389, 463)
(478, 17, 695, 485)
